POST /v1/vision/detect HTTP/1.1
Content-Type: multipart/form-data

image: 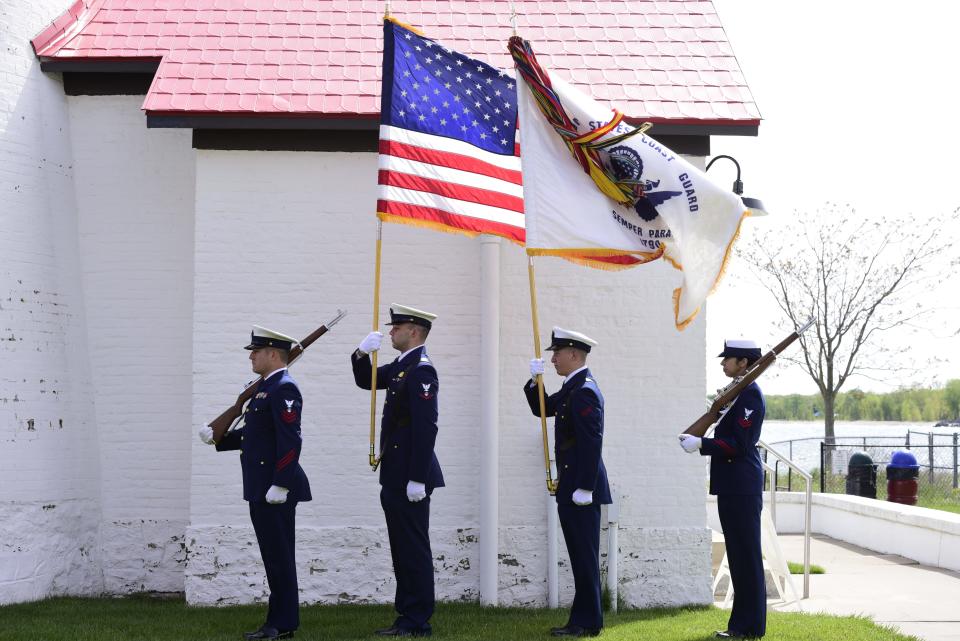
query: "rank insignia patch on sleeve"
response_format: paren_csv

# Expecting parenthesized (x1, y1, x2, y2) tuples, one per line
(281, 399, 299, 423)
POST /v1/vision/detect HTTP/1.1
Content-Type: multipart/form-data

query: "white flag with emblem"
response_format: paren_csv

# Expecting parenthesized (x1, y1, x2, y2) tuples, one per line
(511, 37, 754, 330)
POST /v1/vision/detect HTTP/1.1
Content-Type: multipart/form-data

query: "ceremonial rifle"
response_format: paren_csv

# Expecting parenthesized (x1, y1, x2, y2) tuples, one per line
(682, 318, 814, 438)
(207, 309, 347, 442)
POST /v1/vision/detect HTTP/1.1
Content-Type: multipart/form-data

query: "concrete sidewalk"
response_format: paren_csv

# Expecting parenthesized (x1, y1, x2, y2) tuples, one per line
(759, 534, 960, 641)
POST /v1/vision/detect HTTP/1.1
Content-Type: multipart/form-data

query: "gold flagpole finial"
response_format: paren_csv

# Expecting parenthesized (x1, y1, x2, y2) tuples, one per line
(384, 1, 391, 19)
(509, 0, 518, 36)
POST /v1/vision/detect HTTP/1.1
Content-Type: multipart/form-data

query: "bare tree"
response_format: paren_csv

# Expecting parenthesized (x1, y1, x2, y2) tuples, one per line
(739, 204, 955, 460)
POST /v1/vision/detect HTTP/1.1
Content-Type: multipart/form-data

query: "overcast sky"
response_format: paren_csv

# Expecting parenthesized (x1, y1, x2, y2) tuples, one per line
(704, 0, 960, 396)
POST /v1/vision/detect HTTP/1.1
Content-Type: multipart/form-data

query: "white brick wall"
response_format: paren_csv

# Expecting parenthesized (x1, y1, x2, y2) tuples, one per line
(186, 149, 712, 608)
(0, 0, 103, 603)
(67, 95, 195, 593)
(4, 1, 713, 601)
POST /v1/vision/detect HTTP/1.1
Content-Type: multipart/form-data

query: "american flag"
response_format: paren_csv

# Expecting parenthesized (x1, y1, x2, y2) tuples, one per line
(377, 19, 524, 243)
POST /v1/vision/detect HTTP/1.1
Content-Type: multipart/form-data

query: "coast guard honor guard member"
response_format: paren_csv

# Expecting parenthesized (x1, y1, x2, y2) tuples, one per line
(198, 326, 312, 641)
(352, 304, 444, 637)
(679, 339, 767, 639)
(525, 328, 611, 638)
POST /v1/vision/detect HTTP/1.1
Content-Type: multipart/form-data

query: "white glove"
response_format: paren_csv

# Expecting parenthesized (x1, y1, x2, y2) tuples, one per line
(572, 488, 593, 506)
(529, 358, 545, 378)
(358, 331, 383, 354)
(198, 424, 215, 445)
(406, 480, 427, 503)
(679, 434, 702, 453)
(265, 485, 289, 504)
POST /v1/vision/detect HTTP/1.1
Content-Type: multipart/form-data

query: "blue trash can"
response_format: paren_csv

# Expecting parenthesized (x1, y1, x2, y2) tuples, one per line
(886, 451, 919, 505)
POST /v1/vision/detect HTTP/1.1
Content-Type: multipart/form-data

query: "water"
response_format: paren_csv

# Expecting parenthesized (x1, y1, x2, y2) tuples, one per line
(761, 420, 960, 474)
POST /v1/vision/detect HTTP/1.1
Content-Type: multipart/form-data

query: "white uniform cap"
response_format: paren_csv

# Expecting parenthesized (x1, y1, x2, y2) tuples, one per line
(245, 325, 297, 350)
(718, 339, 761, 359)
(386, 303, 437, 329)
(546, 327, 598, 353)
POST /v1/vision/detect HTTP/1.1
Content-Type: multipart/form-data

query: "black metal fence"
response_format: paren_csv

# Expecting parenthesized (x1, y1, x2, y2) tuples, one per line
(764, 431, 960, 513)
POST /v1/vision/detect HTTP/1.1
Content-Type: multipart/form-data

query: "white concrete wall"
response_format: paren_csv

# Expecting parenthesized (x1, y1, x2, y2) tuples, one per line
(186, 149, 712, 608)
(67, 95, 196, 593)
(708, 492, 960, 572)
(0, 1, 103, 603)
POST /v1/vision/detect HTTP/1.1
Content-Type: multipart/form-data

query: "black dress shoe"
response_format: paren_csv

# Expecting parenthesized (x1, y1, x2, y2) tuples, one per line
(715, 631, 760, 639)
(375, 626, 400, 636)
(551, 625, 601, 637)
(244, 626, 294, 640)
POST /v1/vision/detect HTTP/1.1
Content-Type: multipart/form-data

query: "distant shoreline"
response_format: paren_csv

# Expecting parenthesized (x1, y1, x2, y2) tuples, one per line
(763, 384, 959, 422)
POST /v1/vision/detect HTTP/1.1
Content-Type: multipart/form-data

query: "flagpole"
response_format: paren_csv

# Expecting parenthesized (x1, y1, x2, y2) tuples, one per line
(369, 220, 383, 470)
(527, 256, 556, 495)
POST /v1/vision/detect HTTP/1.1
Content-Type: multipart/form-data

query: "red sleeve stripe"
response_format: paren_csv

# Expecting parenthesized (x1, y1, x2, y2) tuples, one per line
(715, 439, 737, 455)
(276, 449, 296, 471)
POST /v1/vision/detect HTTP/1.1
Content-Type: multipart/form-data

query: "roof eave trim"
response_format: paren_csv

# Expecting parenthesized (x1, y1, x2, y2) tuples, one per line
(146, 112, 758, 136)
(40, 58, 162, 73)
(146, 113, 382, 130)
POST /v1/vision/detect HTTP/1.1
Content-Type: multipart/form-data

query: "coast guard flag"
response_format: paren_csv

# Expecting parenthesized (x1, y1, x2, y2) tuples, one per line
(377, 19, 524, 243)
(510, 38, 751, 330)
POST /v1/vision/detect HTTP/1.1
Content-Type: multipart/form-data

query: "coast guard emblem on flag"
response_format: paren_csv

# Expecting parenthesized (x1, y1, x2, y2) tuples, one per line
(607, 146, 681, 222)
(281, 399, 298, 424)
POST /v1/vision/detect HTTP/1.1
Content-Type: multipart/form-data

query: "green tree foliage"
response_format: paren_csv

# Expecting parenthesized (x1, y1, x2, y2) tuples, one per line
(766, 381, 960, 421)
(945, 379, 960, 419)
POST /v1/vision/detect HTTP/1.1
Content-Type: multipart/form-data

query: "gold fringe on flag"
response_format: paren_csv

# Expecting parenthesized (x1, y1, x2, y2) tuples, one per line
(377, 212, 525, 246)
(668, 209, 750, 329)
(385, 15, 424, 36)
(526, 246, 665, 271)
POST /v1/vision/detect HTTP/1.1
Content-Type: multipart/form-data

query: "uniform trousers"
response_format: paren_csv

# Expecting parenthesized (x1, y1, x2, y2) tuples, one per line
(557, 502, 603, 630)
(249, 501, 299, 632)
(380, 486, 435, 632)
(717, 494, 766, 637)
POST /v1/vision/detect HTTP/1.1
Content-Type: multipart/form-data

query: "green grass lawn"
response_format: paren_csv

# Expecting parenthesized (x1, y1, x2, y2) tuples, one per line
(787, 561, 825, 574)
(0, 597, 919, 641)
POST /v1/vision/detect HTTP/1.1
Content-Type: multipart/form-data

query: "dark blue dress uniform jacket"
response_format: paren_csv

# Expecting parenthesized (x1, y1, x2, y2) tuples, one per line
(524, 368, 611, 505)
(352, 346, 445, 491)
(699, 381, 767, 638)
(217, 369, 312, 503)
(699, 381, 765, 496)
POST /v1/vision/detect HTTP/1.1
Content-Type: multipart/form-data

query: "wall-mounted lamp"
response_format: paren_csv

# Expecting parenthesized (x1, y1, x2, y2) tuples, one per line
(705, 154, 769, 216)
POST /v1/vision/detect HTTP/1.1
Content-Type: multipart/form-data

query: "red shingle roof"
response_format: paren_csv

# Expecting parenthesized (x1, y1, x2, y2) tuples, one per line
(32, 0, 759, 125)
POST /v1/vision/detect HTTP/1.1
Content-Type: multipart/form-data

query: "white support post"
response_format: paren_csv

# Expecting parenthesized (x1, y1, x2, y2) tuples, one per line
(606, 489, 619, 614)
(548, 491, 559, 608)
(479, 235, 501, 606)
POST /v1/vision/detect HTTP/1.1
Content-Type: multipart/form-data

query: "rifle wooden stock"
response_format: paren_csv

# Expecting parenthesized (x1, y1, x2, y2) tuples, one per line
(208, 311, 346, 442)
(682, 320, 812, 438)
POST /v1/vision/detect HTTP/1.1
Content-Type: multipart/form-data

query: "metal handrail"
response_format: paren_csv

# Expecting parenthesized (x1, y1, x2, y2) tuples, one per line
(758, 439, 812, 598)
